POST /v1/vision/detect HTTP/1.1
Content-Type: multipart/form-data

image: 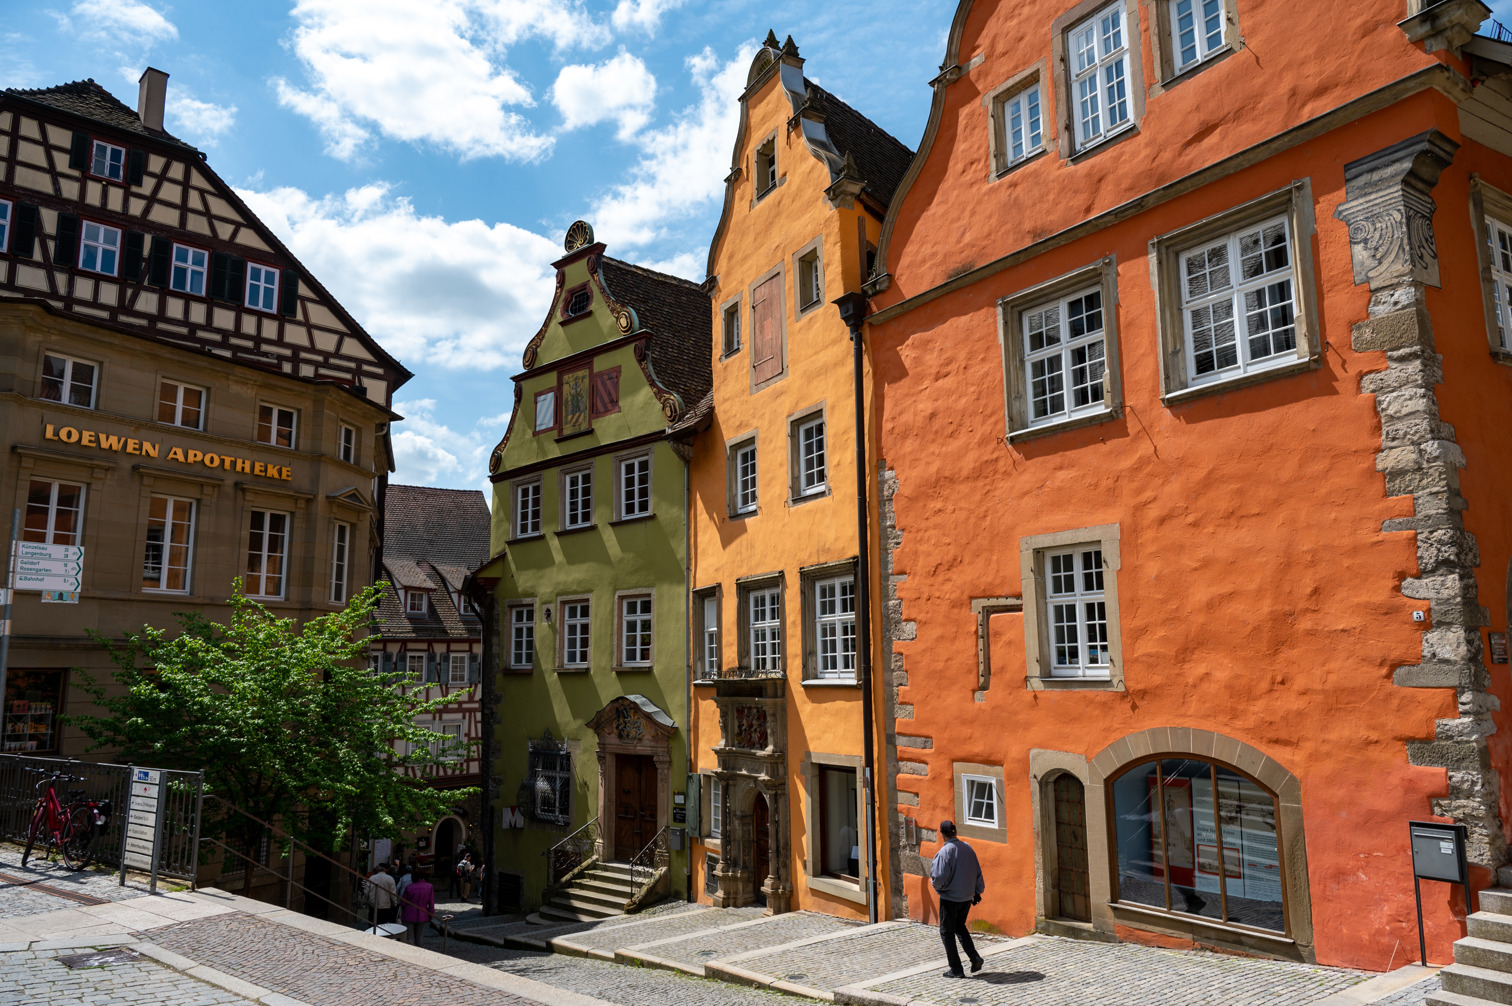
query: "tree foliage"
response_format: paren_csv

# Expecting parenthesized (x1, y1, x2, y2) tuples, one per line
(70, 582, 474, 866)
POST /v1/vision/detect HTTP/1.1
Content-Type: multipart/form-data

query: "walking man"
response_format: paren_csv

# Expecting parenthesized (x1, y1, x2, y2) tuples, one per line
(367, 865, 398, 927)
(930, 819, 985, 979)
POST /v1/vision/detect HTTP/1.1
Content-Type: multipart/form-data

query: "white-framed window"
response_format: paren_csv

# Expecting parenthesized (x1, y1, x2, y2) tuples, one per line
(40, 353, 98, 408)
(563, 600, 591, 668)
(157, 379, 204, 429)
(329, 521, 350, 604)
(407, 653, 427, 678)
(257, 404, 297, 448)
(1488, 215, 1512, 353)
(245, 509, 288, 599)
(815, 576, 857, 679)
(23, 479, 85, 546)
(79, 221, 121, 276)
(963, 775, 999, 828)
(514, 480, 542, 537)
(1070, 2, 1132, 149)
(1179, 215, 1297, 384)
(142, 495, 195, 593)
(246, 263, 279, 312)
(620, 595, 653, 666)
(1046, 547, 1109, 677)
(406, 590, 428, 615)
(722, 302, 741, 355)
(564, 469, 593, 529)
(339, 424, 356, 464)
(618, 454, 651, 519)
(796, 417, 825, 496)
(798, 249, 822, 311)
(0, 199, 11, 254)
(449, 653, 469, 685)
(510, 605, 536, 669)
(170, 243, 208, 296)
(733, 442, 758, 515)
(1003, 83, 1043, 166)
(91, 140, 125, 181)
(1170, 0, 1225, 71)
(702, 595, 720, 678)
(529, 745, 572, 825)
(710, 778, 723, 838)
(438, 722, 464, 762)
(749, 588, 782, 672)
(755, 138, 777, 197)
(1022, 287, 1106, 425)
(534, 390, 556, 432)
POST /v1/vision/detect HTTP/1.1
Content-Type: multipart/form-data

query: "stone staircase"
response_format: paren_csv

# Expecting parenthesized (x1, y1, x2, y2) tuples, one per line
(536, 861, 637, 924)
(1431, 887, 1512, 1006)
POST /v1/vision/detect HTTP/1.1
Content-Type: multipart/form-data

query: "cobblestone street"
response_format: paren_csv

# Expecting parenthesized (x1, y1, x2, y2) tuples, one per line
(1, 946, 258, 1006)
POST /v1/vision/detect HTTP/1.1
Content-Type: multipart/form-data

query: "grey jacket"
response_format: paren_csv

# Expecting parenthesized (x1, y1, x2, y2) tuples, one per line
(930, 838, 985, 903)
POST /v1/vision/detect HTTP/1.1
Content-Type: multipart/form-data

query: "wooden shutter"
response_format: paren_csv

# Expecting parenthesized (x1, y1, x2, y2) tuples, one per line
(591, 370, 619, 415)
(425, 653, 438, 683)
(751, 274, 782, 385)
(126, 149, 146, 186)
(53, 214, 79, 268)
(68, 132, 90, 171)
(12, 205, 38, 259)
(279, 272, 300, 317)
(209, 252, 230, 300)
(468, 653, 480, 683)
(227, 257, 246, 304)
(123, 231, 145, 281)
(148, 236, 171, 286)
(381, 652, 393, 675)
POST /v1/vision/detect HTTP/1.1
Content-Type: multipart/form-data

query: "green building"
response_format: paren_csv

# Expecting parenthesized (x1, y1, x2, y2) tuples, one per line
(476, 222, 711, 918)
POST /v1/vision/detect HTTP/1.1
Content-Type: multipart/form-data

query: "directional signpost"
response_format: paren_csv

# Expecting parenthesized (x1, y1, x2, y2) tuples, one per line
(121, 767, 167, 893)
(14, 542, 83, 597)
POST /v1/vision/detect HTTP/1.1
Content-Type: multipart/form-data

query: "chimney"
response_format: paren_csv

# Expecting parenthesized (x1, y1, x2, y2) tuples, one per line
(137, 67, 168, 132)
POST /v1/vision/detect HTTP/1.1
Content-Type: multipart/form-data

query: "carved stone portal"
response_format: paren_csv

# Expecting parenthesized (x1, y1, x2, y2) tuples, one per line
(711, 677, 791, 913)
(587, 695, 676, 863)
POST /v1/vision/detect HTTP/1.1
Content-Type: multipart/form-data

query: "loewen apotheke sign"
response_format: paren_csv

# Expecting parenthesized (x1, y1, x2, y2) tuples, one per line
(43, 421, 296, 481)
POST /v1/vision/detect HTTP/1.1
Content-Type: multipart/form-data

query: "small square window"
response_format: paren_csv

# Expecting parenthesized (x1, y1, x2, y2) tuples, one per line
(79, 221, 121, 276)
(41, 354, 98, 409)
(171, 244, 208, 295)
(407, 653, 427, 678)
(514, 480, 542, 537)
(964, 776, 998, 828)
(755, 138, 777, 198)
(158, 380, 204, 429)
(246, 263, 280, 312)
(91, 140, 125, 181)
(534, 390, 557, 433)
(339, 424, 356, 464)
(406, 590, 428, 615)
(257, 404, 297, 448)
(567, 287, 591, 317)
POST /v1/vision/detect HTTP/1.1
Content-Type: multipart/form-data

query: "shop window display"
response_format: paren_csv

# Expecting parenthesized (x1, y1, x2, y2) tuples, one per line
(3, 670, 64, 752)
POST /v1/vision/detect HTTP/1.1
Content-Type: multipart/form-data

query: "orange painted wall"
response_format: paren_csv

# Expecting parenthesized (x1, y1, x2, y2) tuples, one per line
(865, 0, 1511, 972)
(687, 52, 891, 919)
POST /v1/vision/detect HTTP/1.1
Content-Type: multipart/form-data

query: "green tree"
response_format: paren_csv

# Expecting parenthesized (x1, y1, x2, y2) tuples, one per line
(70, 581, 473, 897)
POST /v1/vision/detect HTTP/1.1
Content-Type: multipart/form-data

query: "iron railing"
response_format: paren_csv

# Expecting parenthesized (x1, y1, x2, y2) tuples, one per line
(627, 825, 669, 893)
(546, 816, 598, 887)
(0, 753, 201, 883)
(699, 665, 786, 681)
(1489, 18, 1512, 43)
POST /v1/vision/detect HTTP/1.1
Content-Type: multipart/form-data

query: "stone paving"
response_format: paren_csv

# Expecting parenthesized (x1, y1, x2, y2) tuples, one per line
(560, 904, 768, 955)
(734, 920, 1012, 993)
(625, 910, 862, 972)
(1368, 974, 1440, 1006)
(0, 946, 256, 1006)
(0, 841, 157, 913)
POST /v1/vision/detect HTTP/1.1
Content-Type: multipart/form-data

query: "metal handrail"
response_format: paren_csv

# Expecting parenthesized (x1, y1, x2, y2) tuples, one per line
(545, 816, 599, 887)
(700, 665, 786, 681)
(627, 825, 669, 893)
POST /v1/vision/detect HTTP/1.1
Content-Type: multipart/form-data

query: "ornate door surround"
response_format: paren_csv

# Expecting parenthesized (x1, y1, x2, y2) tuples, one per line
(588, 695, 676, 863)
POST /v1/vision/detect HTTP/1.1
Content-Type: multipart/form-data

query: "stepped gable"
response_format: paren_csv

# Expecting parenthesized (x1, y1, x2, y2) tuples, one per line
(5, 79, 196, 148)
(600, 257, 712, 411)
(803, 80, 915, 208)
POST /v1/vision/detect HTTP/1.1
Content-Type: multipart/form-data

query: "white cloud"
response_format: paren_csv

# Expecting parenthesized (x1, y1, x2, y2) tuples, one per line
(589, 45, 751, 250)
(551, 51, 657, 141)
(276, 0, 617, 162)
(169, 94, 237, 145)
(72, 0, 178, 46)
(236, 182, 560, 370)
(390, 399, 502, 495)
(610, 0, 686, 33)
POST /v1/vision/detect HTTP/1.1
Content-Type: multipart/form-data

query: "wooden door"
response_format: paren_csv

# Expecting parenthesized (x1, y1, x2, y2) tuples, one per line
(1053, 775, 1091, 922)
(752, 793, 770, 905)
(750, 274, 782, 386)
(614, 755, 657, 861)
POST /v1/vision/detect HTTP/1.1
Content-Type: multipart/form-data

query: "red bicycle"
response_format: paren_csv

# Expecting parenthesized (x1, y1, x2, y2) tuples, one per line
(21, 767, 93, 869)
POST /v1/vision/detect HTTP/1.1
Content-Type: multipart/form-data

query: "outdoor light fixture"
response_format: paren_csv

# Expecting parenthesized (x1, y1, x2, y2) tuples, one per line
(543, 606, 553, 624)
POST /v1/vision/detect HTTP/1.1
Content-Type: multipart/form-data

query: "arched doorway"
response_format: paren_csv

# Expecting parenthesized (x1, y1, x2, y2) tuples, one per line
(753, 793, 770, 907)
(433, 816, 465, 893)
(1052, 775, 1090, 922)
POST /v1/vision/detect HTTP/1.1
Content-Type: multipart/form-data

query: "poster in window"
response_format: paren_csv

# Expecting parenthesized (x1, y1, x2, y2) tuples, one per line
(560, 368, 592, 436)
(1155, 776, 1195, 885)
(1219, 778, 1283, 903)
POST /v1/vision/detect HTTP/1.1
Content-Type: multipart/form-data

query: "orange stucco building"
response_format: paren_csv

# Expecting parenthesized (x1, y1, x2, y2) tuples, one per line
(865, 0, 1512, 971)
(681, 34, 913, 920)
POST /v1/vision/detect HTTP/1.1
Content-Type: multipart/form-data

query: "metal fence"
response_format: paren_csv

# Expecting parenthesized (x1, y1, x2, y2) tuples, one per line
(0, 752, 203, 883)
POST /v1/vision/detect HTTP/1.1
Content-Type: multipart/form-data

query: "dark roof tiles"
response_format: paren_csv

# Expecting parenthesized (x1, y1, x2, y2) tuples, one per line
(600, 257, 713, 413)
(382, 484, 491, 568)
(804, 80, 916, 209)
(4, 79, 197, 151)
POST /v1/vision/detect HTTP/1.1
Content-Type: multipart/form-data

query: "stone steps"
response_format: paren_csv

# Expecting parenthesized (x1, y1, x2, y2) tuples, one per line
(1430, 889, 1512, 1006)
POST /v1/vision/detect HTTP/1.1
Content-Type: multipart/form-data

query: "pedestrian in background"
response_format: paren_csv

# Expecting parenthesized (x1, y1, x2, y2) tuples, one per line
(366, 865, 398, 926)
(930, 820, 985, 979)
(395, 861, 414, 905)
(400, 869, 435, 946)
(457, 852, 475, 901)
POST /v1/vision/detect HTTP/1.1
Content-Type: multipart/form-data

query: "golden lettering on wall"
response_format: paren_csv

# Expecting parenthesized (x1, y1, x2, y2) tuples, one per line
(43, 423, 295, 481)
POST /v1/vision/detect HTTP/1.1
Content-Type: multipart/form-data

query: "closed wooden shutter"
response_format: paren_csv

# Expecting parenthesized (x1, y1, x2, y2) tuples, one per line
(279, 271, 300, 317)
(13, 205, 39, 259)
(148, 236, 171, 286)
(68, 132, 90, 171)
(750, 273, 782, 385)
(53, 214, 79, 268)
(127, 150, 146, 186)
(123, 231, 145, 281)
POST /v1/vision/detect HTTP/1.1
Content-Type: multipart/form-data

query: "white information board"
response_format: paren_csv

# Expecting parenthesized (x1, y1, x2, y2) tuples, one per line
(123, 767, 162, 871)
(13, 542, 85, 592)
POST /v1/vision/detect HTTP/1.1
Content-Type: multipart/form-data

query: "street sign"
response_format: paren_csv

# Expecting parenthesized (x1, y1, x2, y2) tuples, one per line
(17, 558, 82, 575)
(11, 542, 85, 594)
(14, 571, 82, 591)
(16, 542, 83, 562)
(123, 768, 164, 882)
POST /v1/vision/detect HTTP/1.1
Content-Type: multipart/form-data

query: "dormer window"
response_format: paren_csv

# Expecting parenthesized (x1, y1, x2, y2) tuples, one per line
(755, 139, 777, 198)
(91, 141, 125, 182)
(406, 590, 428, 615)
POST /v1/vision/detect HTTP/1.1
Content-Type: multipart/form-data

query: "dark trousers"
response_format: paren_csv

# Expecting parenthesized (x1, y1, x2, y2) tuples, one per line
(406, 920, 425, 945)
(376, 906, 397, 926)
(939, 898, 981, 974)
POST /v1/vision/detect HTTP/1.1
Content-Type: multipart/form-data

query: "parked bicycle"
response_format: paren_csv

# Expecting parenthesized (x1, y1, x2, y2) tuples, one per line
(20, 766, 108, 870)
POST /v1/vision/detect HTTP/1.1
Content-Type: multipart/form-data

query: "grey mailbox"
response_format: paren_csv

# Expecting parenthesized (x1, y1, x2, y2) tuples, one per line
(1408, 820, 1471, 966)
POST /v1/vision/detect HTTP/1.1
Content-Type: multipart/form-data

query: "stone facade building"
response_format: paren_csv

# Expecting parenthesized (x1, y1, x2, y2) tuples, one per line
(0, 73, 407, 756)
(865, 0, 1512, 971)
(368, 484, 488, 882)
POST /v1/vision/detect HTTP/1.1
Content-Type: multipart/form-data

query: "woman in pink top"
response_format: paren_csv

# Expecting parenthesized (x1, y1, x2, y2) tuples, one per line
(399, 869, 435, 946)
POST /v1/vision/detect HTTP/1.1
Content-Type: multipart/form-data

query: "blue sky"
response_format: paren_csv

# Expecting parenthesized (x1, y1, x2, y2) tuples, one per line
(5, 1, 1509, 495)
(1, 0, 954, 496)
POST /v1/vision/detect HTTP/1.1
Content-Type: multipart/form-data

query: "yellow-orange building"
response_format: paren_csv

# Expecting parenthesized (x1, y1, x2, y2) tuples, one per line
(683, 32, 913, 919)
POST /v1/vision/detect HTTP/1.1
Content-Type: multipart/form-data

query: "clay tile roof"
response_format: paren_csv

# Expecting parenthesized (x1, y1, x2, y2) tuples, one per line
(803, 80, 916, 208)
(668, 389, 714, 436)
(382, 484, 491, 569)
(375, 561, 478, 641)
(384, 558, 433, 591)
(600, 258, 713, 413)
(3, 79, 197, 151)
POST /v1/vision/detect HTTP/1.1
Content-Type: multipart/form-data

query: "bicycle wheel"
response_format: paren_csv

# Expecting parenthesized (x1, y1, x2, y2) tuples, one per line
(62, 810, 97, 870)
(21, 803, 46, 866)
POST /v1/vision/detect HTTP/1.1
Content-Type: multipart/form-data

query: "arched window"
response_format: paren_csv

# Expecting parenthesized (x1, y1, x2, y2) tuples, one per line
(1110, 756, 1286, 934)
